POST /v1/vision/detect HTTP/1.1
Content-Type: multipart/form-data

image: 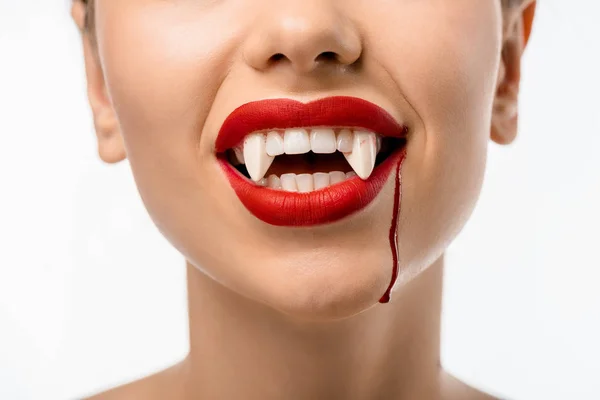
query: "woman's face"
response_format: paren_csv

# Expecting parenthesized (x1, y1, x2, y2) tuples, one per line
(83, 0, 507, 319)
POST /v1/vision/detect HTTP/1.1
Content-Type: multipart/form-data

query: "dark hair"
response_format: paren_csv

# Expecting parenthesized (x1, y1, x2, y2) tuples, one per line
(503, 0, 525, 7)
(79, 0, 94, 33)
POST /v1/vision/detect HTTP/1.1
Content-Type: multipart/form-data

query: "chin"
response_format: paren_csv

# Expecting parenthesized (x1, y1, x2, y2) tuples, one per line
(246, 246, 393, 322)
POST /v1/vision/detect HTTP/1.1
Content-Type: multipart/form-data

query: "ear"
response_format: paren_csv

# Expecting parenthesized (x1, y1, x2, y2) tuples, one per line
(71, 1, 126, 164)
(491, 1, 537, 145)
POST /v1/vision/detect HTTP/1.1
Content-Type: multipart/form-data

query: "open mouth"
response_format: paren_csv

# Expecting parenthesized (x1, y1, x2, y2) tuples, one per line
(222, 127, 406, 192)
(215, 96, 408, 227)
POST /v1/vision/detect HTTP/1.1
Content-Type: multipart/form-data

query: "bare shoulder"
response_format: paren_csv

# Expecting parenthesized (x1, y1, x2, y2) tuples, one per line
(83, 362, 186, 400)
(83, 363, 498, 400)
(441, 371, 500, 400)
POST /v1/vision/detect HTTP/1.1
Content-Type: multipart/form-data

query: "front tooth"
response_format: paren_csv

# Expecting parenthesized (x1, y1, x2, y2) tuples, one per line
(267, 174, 282, 190)
(296, 174, 314, 193)
(280, 173, 298, 192)
(343, 130, 377, 180)
(243, 133, 274, 182)
(329, 171, 346, 185)
(313, 172, 330, 190)
(337, 129, 353, 153)
(266, 131, 284, 156)
(284, 129, 311, 154)
(310, 128, 336, 154)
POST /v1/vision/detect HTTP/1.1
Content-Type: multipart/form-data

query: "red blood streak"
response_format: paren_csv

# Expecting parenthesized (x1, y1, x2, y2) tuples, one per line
(379, 157, 404, 304)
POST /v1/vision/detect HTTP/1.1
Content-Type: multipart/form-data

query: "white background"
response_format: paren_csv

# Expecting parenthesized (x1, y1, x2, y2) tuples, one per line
(0, 1, 599, 399)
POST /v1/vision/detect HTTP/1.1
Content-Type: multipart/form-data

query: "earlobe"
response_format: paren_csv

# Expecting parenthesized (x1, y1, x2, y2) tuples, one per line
(491, 39, 521, 145)
(70, 1, 86, 32)
(491, 1, 536, 146)
(72, 1, 127, 164)
(93, 105, 127, 164)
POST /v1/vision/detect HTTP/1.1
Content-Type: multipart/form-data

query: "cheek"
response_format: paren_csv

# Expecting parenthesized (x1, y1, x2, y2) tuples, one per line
(368, 3, 502, 269)
(92, 3, 254, 265)
(95, 2, 244, 162)
(94, 2, 248, 218)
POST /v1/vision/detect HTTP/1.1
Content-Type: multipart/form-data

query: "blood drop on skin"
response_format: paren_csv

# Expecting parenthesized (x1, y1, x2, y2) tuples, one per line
(379, 157, 404, 304)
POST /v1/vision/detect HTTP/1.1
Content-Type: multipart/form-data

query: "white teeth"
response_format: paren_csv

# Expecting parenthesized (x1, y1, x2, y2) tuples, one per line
(313, 172, 330, 190)
(329, 171, 346, 185)
(343, 130, 377, 180)
(280, 173, 298, 192)
(264, 171, 358, 193)
(310, 128, 337, 154)
(284, 129, 311, 155)
(235, 127, 384, 183)
(296, 174, 314, 193)
(336, 129, 353, 153)
(243, 133, 275, 182)
(266, 131, 284, 156)
(267, 174, 282, 190)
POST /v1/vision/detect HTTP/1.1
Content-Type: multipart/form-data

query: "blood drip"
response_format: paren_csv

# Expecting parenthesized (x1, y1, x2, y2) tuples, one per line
(379, 157, 403, 304)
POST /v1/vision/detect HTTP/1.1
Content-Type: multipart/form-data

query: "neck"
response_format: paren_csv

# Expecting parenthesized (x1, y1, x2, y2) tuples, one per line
(181, 255, 445, 400)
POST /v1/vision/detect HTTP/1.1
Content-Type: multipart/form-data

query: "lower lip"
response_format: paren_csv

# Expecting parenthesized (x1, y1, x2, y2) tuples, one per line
(218, 148, 407, 227)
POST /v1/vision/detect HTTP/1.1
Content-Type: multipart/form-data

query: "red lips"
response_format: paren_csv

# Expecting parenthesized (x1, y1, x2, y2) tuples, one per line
(216, 96, 407, 226)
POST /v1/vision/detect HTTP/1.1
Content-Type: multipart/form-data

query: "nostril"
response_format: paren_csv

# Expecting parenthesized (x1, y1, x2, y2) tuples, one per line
(262, 50, 354, 72)
(270, 53, 286, 62)
(317, 51, 338, 62)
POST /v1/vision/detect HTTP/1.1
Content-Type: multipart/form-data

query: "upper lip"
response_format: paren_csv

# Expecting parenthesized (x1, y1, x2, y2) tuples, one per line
(214, 96, 408, 153)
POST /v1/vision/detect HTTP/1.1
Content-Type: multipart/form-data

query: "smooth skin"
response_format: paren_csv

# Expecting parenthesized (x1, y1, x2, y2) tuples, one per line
(71, 0, 536, 399)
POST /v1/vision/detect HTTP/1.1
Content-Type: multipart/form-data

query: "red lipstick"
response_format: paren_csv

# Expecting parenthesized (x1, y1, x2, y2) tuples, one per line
(216, 96, 407, 227)
(215, 96, 406, 153)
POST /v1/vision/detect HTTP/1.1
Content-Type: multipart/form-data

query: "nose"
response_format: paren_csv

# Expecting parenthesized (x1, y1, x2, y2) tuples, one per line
(242, 1, 363, 75)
